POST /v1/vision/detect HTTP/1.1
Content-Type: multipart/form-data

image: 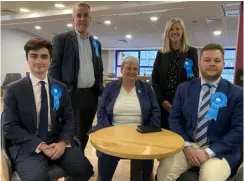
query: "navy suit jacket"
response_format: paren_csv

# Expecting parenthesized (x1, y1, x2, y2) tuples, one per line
(2, 76, 75, 161)
(93, 80, 161, 131)
(48, 29, 104, 97)
(169, 78, 243, 173)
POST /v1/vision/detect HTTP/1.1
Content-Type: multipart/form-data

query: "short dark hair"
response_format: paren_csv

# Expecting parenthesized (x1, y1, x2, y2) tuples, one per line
(200, 43, 225, 58)
(24, 38, 52, 58)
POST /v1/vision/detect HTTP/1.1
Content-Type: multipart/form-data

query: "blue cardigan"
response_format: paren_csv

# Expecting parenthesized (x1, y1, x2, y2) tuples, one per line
(93, 80, 161, 131)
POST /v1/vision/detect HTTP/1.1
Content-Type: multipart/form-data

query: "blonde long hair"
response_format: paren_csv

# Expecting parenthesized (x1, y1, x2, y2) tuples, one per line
(161, 18, 189, 53)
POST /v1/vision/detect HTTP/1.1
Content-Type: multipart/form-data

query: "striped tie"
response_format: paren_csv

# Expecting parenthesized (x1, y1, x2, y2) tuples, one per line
(195, 83, 212, 147)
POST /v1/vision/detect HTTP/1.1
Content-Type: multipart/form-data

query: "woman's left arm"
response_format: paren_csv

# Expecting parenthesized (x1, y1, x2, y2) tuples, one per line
(191, 47, 199, 78)
(146, 83, 161, 127)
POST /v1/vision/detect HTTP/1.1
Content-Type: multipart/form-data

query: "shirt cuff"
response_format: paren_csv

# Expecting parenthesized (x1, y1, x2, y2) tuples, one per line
(61, 140, 71, 148)
(205, 148, 216, 158)
(184, 141, 192, 147)
(35, 142, 46, 153)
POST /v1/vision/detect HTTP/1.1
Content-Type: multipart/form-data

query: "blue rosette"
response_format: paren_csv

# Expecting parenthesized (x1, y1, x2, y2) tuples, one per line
(51, 84, 62, 111)
(92, 39, 100, 57)
(184, 58, 195, 79)
(205, 92, 227, 121)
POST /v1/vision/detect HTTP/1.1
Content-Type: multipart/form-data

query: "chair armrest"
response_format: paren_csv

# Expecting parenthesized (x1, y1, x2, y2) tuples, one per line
(1, 150, 12, 181)
(235, 162, 243, 181)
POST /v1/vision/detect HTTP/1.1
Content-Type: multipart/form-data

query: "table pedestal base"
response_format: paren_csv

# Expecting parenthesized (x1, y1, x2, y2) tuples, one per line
(130, 160, 143, 181)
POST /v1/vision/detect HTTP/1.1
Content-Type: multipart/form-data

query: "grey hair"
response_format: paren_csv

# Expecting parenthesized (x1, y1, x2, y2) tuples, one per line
(121, 56, 139, 69)
(72, 2, 90, 16)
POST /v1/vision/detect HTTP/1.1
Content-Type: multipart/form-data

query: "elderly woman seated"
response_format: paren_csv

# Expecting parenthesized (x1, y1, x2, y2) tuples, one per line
(93, 56, 161, 181)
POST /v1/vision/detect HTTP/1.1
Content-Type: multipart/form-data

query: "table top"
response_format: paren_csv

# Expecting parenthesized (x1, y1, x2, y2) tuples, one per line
(90, 125, 184, 160)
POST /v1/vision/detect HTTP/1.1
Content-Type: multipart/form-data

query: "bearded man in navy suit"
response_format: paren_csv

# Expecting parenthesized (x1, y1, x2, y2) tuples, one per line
(157, 43, 243, 181)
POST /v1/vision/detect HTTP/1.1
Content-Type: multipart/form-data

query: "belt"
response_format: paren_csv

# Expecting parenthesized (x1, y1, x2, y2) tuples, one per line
(76, 87, 93, 92)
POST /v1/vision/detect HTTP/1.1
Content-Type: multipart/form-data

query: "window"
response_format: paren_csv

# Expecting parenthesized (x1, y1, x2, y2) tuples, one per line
(116, 51, 139, 77)
(115, 50, 157, 77)
(222, 49, 236, 83)
(115, 49, 236, 81)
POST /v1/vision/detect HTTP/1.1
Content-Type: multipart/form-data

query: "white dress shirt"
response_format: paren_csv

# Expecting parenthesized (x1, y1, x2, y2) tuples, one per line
(30, 73, 71, 153)
(29, 73, 52, 132)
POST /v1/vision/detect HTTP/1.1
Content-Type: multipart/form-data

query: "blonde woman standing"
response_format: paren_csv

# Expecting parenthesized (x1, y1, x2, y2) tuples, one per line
(152, 18, 199, 129)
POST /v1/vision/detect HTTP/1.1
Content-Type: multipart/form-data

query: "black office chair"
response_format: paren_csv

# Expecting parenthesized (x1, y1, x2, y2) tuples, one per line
(107, 73, 116, 78)
(2, 73, 22, 88)
(1, 114, 68, 181)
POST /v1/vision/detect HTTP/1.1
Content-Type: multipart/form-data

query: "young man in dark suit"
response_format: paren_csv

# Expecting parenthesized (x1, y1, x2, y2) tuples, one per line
(49, 2, 104, 153)
(3, 38, 93, 181)
(157, 43, 243, 181)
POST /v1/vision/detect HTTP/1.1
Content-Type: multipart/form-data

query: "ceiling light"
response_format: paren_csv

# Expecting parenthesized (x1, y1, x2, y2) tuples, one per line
(94, 36, 98, 39)
(104, 20, 111, 25)
(66, 23, 73, 27)
(225, 2, 240, 7)
(125, 34, 132, 39)
(29, 13, 40, 18)
(35, 26, 42, 30)
(150, 16, 158, 21)
(114, 26, 117, 29)
(55, 4, 65, 8)
(213, 30, 221, 36)
(225, 10, 240, 16)
(19, 8, 30, 13)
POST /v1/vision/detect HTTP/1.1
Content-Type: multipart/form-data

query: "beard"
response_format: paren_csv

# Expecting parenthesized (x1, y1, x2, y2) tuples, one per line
(200, 69, 222, 81)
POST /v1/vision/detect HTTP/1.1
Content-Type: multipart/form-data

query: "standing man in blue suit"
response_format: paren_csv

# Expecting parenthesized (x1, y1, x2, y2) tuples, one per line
(3, 38, 93, 181)
(157, 43, 243, 181)
(48, 2, 104, 152)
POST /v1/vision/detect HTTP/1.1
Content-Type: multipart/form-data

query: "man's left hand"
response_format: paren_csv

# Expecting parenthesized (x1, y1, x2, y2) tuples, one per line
(48, 142, 67, 160)
(195, 148, 210, 164)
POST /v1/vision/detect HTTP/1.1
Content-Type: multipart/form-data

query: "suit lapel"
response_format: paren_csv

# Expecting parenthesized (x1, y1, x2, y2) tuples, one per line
(178, 51, 188, 80)
(71, 30, 80, 76)
(89, 36, 97, 76)
(215, 78, 229, 121)
(191, 78, 201, 126)
(161, 53, 170, 81)
(23, 76, 38, 129)
(215, 78, 228, 95)
(48, 77, 56, 130)
(135, 81, 146, 121)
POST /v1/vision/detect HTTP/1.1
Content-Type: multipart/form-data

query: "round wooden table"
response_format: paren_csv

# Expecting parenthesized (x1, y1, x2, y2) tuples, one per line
(90, 125, 184, 181)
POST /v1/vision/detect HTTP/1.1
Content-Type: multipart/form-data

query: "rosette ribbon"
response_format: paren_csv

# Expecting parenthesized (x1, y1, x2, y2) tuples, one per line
(92, 39, 100, 57)
(51, 84, 62, 111)
(205, 92, 227, 121)
(184, 58, 195, 79)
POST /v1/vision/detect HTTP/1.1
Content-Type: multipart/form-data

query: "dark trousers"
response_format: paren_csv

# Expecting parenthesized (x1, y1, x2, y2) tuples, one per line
(14, 146, 94, 181)
(160, 90, 176, 129)
(97, 152, 153, 181)
(72, 88, 98, 152)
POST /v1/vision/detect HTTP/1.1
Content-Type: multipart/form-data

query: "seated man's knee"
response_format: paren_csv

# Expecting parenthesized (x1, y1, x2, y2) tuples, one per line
(31, 170, 49, 181)
(199, 159, 231, 181)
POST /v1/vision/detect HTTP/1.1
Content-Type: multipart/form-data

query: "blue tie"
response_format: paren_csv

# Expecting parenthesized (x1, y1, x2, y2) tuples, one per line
(195, 83, 212, 147)
(38, 81, 48, 141)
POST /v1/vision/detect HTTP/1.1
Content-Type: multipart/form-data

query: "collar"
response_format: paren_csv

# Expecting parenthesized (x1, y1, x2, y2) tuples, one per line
(29, 73, 48, 87)
(74, 28, 91, 39)
(200, 77, 221, 88)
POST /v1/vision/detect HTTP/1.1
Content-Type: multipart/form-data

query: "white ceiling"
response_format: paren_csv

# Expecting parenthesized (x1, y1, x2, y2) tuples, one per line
(1, 1, 241, 49)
